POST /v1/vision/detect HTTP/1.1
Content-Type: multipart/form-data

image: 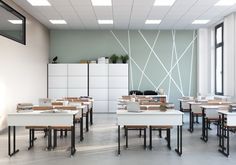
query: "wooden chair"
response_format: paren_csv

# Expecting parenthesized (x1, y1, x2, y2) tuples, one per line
(51, 101, 63, 107)
(71, 99, 90, 132)
(203, 106, 229, 142)
(124, 102, 147, 149)
(124, 125, 147, 149)
(26, 106, 53, 149)
(147, 107, 172, 150)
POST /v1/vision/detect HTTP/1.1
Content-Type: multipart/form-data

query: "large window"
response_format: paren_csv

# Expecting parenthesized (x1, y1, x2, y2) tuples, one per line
(215, 23, 223, 95)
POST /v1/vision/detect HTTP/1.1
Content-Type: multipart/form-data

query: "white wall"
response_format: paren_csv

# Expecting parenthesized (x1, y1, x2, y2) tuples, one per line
(0, 0, 49, 131)
(224, 13, 236, 97)
(197, 28, 213, 96)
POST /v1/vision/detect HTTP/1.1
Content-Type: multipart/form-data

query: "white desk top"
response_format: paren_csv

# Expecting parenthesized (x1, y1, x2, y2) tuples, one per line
(9, 110, 78, 116)
(201, 105, 229, 109)
(117, 110, 183, 115)
(8, 110, 79, 126)
(117, 110, 183, 126)
(218, 110, 236, 115)
(187, 101, 202, 105)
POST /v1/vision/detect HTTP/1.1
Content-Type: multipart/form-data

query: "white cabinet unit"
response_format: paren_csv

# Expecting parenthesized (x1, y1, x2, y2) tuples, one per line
(67, 64, 88, 97)
(48, 64, 68, 99)
(89, 64, 108, 113)
(48, 63, 128, 113)
(108, 64, 128, 112)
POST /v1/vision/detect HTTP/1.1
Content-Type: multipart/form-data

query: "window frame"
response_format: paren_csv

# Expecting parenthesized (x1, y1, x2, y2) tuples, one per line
(215, 23, 224, 95)
(0, 0, 26, 45)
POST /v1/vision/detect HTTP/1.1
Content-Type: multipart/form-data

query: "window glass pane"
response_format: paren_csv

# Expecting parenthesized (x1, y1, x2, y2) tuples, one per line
(216, 47, 223, 93)
(216, 27, 222, 44)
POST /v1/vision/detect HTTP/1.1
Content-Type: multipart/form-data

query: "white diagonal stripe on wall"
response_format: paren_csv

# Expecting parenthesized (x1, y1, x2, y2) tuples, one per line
(138, 30, 160, 90)
(130, 57, 157, 89)
(110, 31, 128, 54)
(173, 30, 184, 95)
(156, 34, 198, 95)
(168, 30, 175, 100)
(139, 30, 183, 95)
(109, 30, 196, 106)
(188, 30, 196, 96)
(128, 30, 134, 90)
(110, 30, 134, 90)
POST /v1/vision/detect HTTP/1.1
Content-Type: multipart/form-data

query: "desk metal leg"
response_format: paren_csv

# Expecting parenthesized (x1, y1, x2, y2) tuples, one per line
(218, 114, 229, 157)
(175, 125, 182, 156)
(71, 115, 76, 156)
(80, 117, 84, 141)
(118, 125, 120, 155)
(201, 108, 207, 142)
(188, 105, 193, 133)
(90, 107, 93, 125)
(53, 129, 57, 149)
(28, 129, 35, 150)
(149, 126, 152, 150)
(86, 112, 89, 132)
(47, 127, 52, 150)
(8, 126, 19, 156)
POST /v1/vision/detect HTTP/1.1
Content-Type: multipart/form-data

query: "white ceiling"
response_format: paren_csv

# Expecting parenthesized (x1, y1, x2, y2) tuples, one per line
(11, 0, 236, 30)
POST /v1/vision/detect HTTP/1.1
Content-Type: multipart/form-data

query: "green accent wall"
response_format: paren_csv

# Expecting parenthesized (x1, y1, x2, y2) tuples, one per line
(50, 30, 197, 107)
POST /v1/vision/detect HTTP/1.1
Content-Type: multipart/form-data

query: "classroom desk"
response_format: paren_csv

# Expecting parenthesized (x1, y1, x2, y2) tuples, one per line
(187, 102, 202, 132)
(8, 110, 78, 156)
(117, 110, 183, 156)
(201, 105, 229, 142)
(178, 99, 193, 112)
(218, 110, 236, 157)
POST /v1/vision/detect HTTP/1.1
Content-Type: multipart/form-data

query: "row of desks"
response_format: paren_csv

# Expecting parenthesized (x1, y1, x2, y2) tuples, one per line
(179, 99, 236, 156)
(117, 109, 184, 156)
(7, 100, 94, 157)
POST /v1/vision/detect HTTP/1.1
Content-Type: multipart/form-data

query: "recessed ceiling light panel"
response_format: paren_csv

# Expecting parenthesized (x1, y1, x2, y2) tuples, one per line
(145, 20, 161, 24)
(215, 0, 236, 6)
(91, 0, 112, 6)
(154, 0, 176, 6)
(192, 20, 210, 24)
(8, 20, 22, 24)
(49, 20, 67, 24)
(27, 0, 51, 6)
(98, 20, 113, 24)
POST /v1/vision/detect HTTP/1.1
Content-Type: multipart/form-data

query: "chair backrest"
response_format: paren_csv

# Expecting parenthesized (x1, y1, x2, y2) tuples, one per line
(122, 96, 131, 100)
(33, 106, 53, 110)
(52, 102, 63, 106)
(143, 90, 157, 95)
(191, 104, 201, 113)
(129, 90, 143, 95)
(55, 106, 77, 110)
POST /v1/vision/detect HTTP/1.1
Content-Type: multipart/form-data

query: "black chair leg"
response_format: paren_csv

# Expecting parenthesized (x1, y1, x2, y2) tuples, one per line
(144, 128, 146, 149)
(159, 129, 162, 138)
(125, 128, 128, 148)
(139, 129, 142, 137)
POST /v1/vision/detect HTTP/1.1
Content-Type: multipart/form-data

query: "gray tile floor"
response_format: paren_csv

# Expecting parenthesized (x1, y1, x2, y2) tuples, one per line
(1, 114, 236, 165)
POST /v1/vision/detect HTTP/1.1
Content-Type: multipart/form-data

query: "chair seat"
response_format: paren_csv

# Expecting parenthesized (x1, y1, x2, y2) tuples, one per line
(224, 125, 236, 128)
(193, 112, 202, 116)
(150, 125, 173, 129)
(207, 117, 219, 121)
(182, 109, 190, 112)
(51, 126, 71, 130)
(25, 126, 48, 129)
(126, 125, 147, 129)
(75, 117, 81, 121)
